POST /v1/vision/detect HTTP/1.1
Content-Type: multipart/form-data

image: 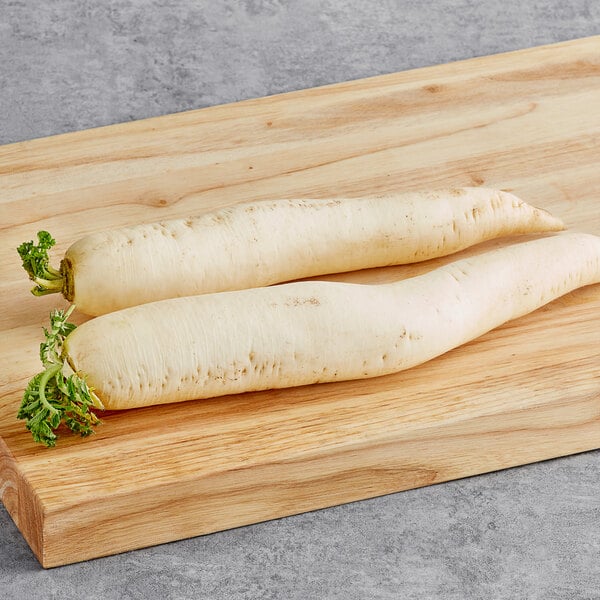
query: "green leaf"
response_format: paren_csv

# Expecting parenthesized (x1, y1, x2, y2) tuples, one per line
(17, 305, 103, 447)
(16, 231, 64, 296)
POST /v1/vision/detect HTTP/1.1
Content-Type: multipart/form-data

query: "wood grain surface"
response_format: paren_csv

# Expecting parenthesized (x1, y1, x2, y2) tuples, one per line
(1, 36, 600, 568)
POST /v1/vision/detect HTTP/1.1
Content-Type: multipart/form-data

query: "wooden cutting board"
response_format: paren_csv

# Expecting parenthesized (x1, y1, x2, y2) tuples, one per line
(1, 36, 600, 568)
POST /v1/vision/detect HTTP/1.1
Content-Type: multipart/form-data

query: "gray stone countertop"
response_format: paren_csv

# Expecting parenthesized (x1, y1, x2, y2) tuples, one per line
(1, 2, 599, 598)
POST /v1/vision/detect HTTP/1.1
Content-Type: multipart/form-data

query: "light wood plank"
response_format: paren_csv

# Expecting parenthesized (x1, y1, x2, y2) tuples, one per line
(1, 35, 600, 567)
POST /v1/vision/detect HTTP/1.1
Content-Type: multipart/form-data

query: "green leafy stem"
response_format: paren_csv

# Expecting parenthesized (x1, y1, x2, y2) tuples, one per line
(18, 305, 104, 447)
(17, 231, 67, 297)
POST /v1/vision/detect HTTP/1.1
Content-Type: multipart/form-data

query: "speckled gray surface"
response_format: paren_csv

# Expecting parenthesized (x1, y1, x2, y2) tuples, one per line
(2, 1, 600, 597)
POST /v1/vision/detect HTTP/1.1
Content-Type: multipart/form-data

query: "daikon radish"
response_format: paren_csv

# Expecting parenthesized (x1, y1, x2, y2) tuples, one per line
(17, 188, 563, 316)
(19, 232, 600, 447)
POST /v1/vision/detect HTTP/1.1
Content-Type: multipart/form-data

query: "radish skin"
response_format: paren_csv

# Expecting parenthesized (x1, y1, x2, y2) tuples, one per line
(22, 188, 563, 315)
(62, 232, 600, 411)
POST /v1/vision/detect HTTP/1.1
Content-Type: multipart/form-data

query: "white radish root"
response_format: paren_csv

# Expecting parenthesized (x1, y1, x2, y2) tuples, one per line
(63, 232, 599, 411)
(21, 188, 563, 315)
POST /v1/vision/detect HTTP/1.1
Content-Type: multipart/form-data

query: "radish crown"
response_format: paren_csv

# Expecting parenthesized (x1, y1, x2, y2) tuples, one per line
(18, 305, 103, 447)
(17, 230, 64, 297)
